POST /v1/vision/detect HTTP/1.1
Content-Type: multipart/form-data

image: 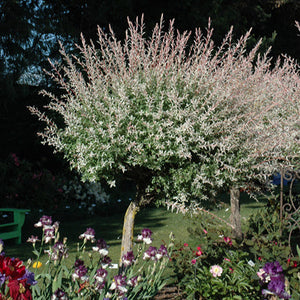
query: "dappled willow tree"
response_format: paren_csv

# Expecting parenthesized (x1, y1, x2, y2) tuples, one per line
(29, 16, 299, 260)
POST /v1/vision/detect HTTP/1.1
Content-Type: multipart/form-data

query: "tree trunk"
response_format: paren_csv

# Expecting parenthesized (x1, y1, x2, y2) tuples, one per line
(119, 199, 140, 267)
(230, 187, 242, 240)
(119, 175, 151, 269)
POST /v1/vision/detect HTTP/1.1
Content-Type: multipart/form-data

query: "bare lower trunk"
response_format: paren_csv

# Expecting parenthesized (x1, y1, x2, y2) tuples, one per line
(119, 175, 151, 269)
(119, 200, 140, 267)
(230, 187, 242, 240)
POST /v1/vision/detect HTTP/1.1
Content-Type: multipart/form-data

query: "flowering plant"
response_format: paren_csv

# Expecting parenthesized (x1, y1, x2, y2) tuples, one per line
(209, 265, 223, 278)
(257, 261, 291, 299)
(174, 243, 261, 299)
(172, 215, 300, 299)
(28, 216, 172, 299)
(0, 239, 37, 300)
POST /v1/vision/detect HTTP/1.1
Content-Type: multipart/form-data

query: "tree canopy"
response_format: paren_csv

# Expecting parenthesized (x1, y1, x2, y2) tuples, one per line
(1, 0, 300, 163)
(30, 16, 299, 203)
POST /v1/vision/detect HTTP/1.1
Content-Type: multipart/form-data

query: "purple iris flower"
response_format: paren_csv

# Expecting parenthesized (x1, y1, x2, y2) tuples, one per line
(51, 288, 68, 300)
(122, 251, 135, 267)
(110, 274, 128, 296)
(137, 228, 153, 244)
(268, 274, 285, 294)
(94, 268, 108, 283)
(93, 239, 108, 255)
(0, 273, 6, 287)
(72, 264, 88, 281)
(101, 255, 112, 267)
(263, 261, 283, 276)
(141, 228, 152, 238)
(157, 245, 168, 257)
(261, 261, 291, 299)
(143, 246, 157, 260)
(127, 276, 138, 287)
(19, 269, 37, 285)
(79, 227, 95, 241)
(52, 242, 69, 261)
(35, 215, 52, 227)
(74, 259, 84, 268)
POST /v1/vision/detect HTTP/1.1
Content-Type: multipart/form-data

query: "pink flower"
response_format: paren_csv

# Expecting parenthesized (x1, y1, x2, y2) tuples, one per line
(191, 259, 196, 265)
(203, 229, 208, 234)
(293, 261, 297, 268)
(224, 258, 231, 262)
(195, 246, 203, 256)
(223, 237, 232, 246)
(184, 243, 188, 247)
(210, 265, 223, 277)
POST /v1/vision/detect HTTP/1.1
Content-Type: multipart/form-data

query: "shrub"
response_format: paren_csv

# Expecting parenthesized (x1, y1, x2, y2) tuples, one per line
(0, 153, 59, 210)
(172, 201, 300, 299)
(171, 237, 296, 299)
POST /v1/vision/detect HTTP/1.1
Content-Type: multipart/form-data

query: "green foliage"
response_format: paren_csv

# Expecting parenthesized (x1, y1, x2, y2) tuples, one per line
(244, 204, 291, 262)
(185, 253, 260, 299)
(243, 198, 300, 298)
(178, 196, 300, 299)
(171, 240, 261, 299)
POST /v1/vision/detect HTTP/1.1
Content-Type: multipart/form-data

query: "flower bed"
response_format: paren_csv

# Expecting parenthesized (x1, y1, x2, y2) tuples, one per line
(1, 215, 173, 299)
(1, 207, 300, 299)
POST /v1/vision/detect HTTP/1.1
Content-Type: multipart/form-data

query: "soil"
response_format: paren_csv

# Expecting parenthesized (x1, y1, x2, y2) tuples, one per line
(153, 286, 184, 300)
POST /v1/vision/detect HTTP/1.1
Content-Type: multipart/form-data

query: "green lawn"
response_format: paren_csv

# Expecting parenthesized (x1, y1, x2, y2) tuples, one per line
(4, 193, 268, 266)
(4, 207, 194, 264)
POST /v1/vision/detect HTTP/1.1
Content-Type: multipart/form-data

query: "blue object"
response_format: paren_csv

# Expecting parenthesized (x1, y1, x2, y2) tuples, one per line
(272, 173, 290, 186)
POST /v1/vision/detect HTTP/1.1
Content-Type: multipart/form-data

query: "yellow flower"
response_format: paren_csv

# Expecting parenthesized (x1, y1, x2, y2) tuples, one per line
(32, 261, 42, 268)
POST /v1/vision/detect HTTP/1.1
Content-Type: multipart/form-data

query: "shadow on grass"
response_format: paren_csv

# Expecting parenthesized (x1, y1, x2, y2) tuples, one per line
(3, 196, 268, 262)
(4, 206, 169, 261)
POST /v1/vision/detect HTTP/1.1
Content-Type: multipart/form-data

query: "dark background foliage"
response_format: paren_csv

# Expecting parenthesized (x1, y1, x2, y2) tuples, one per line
(1, 0, 299, 170)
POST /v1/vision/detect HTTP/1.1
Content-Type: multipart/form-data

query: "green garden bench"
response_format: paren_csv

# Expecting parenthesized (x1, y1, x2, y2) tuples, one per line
(0, 208, 30, 244)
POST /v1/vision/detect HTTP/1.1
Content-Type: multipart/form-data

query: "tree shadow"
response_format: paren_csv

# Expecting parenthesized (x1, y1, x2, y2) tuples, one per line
(5, 206, 168, 260)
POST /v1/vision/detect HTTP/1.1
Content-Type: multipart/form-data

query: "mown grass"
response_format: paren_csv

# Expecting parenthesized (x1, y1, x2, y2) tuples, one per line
(4, 207, 194, 264)
(4, 192, 268, 266)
